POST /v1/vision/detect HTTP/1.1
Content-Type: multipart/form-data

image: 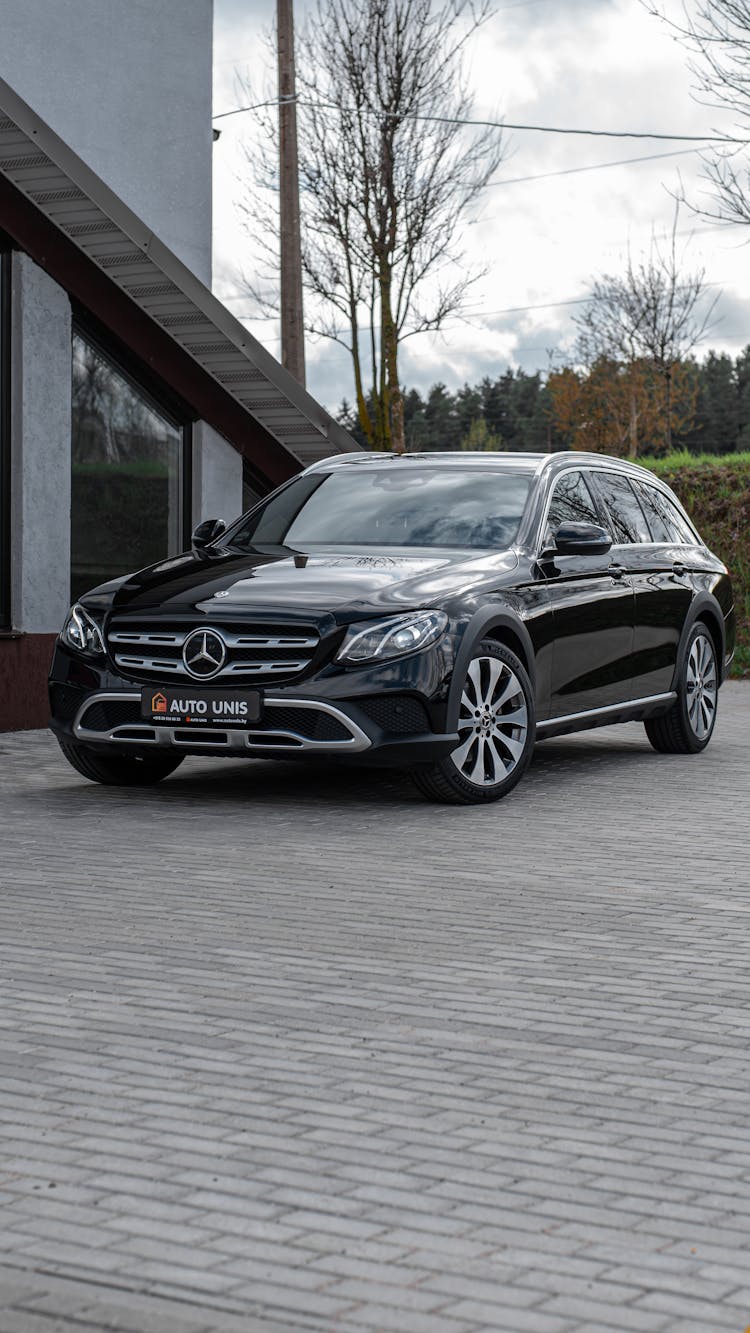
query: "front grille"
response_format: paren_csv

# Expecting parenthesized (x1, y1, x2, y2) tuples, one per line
(106, 619, 320, 685)
(77, 697, 350, 742)
(354, 695, 432, 735)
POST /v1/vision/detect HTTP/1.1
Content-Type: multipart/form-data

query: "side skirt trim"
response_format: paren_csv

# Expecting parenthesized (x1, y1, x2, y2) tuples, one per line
(537, 691, 676, 733)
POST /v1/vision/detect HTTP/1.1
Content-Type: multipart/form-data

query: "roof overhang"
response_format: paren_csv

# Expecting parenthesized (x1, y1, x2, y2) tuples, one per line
(0, 75, 360, 488)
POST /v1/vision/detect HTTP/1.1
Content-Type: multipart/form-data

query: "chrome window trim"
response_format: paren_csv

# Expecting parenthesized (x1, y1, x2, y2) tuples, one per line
(72, 691, 372, 754)
(535, 461, 702, 554)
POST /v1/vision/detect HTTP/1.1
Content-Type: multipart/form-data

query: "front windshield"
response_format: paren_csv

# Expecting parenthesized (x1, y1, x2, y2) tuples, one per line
(227, 467, 532, 551)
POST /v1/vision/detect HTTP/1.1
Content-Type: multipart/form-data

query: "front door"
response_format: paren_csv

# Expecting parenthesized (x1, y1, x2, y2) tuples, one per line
(541, 469, 635, 717)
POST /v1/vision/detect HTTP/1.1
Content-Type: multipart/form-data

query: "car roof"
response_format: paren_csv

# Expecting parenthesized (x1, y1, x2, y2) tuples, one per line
(304, 450, 540, 471)
(303, 450, 662, 481)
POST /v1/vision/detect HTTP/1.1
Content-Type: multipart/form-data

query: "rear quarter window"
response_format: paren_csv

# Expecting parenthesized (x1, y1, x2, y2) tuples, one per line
(633, 481, 700, 546)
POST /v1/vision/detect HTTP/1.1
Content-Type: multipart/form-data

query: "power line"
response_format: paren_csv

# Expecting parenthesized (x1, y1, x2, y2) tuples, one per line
(214, 98, 282, 121)
(213, 95, 747, 144)
(222, 277, 725, 327)
(480, 297, 588, 316)
(474, 281, 724, 322)
(482, 146, 702, 191)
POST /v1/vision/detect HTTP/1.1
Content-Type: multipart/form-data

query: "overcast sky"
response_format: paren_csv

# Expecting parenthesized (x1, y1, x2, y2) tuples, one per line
(212, 0, 750, 411)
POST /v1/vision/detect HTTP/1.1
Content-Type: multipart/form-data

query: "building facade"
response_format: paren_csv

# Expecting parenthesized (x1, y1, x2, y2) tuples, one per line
(0, 1, 356, 730)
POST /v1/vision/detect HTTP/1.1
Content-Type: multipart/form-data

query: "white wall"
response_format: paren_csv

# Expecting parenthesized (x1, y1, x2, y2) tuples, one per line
(8, 260, 244, 633)
(192, 422, 243, 530)
(10, 254, 72, 633)
(0, 0, 213, 286)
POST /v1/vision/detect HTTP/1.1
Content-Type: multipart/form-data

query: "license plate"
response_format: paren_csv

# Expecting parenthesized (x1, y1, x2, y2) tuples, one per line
(141, 687, 262, 727)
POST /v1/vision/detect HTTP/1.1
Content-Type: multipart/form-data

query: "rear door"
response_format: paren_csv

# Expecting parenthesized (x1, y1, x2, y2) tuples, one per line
(628, 477, 697, 695)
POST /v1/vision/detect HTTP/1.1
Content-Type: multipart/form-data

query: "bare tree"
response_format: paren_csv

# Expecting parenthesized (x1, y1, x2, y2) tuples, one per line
(573, 209, 718, 453)
(237, 0, 504, 452)
(643, 1, 750, 226)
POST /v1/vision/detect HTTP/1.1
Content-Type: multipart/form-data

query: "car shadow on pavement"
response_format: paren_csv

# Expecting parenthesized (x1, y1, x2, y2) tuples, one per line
(32, 724, 659, 813)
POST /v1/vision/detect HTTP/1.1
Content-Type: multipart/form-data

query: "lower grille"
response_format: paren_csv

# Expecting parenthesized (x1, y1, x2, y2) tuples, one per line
(265, 707, 350, 741)
(354, 694, 432, 734)
(77, 697, 350, 743)
(50, 684, 85, 722)
(80, 699, 141, 731)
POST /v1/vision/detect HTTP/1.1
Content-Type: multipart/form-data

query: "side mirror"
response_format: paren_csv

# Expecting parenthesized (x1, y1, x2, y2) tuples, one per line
(191, 517, 226, 552)
(548, 522, 612, 557)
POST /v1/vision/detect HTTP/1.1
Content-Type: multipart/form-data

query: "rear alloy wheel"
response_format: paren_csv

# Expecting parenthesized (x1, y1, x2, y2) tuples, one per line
(412, 639, 535, 805)
(58, 738, 184, 786)
(645, 622, 719, 755)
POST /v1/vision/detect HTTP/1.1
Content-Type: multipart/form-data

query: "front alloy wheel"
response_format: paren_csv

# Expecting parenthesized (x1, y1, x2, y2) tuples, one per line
(412, 639, 535, 805)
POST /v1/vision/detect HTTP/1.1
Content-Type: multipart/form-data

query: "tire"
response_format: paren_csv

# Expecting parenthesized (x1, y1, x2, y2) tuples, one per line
(412, 639, 535, 805)
(644, 621, 719, 755)
(58, 738, 184, 786)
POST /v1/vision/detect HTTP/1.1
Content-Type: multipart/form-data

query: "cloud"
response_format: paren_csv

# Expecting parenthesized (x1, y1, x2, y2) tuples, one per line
(702, 288, 750, 351)
(213, 0, 750, 411)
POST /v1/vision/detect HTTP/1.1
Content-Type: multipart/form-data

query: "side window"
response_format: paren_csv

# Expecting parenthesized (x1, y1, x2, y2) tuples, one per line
(547, 470, 600, 531)
(634, 481, 699, 546)
(593, 471, 651, 544)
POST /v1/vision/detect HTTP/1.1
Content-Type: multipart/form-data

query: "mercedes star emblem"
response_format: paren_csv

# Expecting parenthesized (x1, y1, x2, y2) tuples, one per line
(182, 628, 227, 679)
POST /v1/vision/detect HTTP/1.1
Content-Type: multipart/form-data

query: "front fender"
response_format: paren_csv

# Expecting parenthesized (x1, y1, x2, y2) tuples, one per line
(446, 609, 536, 732)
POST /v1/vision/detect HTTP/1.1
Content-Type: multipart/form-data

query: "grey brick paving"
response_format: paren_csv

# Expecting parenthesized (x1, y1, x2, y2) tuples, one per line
(0, 684, 749, 1331)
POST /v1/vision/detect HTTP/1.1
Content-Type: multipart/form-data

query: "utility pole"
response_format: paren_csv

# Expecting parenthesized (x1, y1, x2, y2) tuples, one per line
(277, 0, 306, 386)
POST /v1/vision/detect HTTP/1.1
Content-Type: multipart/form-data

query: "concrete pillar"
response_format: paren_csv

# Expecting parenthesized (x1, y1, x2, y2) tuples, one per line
(10, 252, 71, 632)
(191, 421, 243, 530)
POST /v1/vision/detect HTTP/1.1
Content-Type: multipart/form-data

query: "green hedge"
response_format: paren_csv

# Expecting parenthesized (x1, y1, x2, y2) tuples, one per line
(640, 453, 750, 678)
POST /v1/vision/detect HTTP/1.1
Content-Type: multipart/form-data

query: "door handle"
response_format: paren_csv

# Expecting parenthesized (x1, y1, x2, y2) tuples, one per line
(608, 563, 627, 579)
(672, 561, 687, 577)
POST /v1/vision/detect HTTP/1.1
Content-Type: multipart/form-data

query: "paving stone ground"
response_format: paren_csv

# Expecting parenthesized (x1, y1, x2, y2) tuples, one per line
(1, 684, 749, 1333)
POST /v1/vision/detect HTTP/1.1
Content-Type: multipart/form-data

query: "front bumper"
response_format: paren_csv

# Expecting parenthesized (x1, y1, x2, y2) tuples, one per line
(48, 645, 459, 768)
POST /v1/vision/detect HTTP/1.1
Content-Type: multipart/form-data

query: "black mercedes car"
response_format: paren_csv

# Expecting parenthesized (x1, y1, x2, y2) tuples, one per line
(49, 451, 734, 804)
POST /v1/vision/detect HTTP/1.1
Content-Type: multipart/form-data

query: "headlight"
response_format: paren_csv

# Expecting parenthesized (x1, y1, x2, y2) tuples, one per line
(61, 604, 105, 657)
(336, 611, 448, 665)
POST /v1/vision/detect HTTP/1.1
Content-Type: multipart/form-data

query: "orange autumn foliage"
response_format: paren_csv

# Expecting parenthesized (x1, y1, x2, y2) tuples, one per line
(547, 357, 698, 458)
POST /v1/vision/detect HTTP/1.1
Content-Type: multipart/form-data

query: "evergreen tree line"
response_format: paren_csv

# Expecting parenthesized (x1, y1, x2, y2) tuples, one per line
(338, 347, 750, 456)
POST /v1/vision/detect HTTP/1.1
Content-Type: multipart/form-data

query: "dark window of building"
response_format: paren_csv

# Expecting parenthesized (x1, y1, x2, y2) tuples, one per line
(592, 471, 651, 544)
(0, 246, 10, 629)
(71, 328, 189, 600)
(633, 480, 700, 546)
(547, 470, 600, 531)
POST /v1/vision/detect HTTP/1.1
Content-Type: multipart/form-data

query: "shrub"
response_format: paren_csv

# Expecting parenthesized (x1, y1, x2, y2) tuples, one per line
(640, 453, 750, 677)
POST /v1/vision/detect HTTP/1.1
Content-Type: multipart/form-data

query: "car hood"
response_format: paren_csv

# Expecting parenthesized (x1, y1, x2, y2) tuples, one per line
(96, 545, 520, 619)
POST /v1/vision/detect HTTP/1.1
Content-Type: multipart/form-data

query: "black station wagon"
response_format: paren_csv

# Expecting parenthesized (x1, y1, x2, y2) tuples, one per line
(49, 451, 735, 804)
